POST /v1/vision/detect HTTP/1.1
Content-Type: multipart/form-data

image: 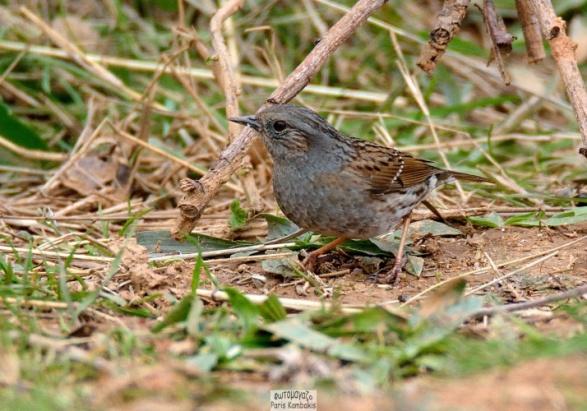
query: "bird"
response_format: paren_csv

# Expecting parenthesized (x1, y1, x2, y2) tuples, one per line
(230, 104, 488, 283)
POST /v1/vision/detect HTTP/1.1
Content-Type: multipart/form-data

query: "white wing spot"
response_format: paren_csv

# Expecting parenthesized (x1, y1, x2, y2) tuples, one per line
(390, 156, 404, 185)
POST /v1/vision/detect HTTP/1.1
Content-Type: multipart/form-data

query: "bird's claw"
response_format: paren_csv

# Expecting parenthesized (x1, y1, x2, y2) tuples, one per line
(301, 252, 319, 273)
(370, 255, 407, 285)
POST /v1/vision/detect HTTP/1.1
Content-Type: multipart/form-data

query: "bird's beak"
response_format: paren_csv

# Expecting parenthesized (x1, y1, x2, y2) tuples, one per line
(229, 115, 260, 131)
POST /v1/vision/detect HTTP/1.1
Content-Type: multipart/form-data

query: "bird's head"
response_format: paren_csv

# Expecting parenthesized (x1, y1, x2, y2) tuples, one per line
(229, 104, 341, 161)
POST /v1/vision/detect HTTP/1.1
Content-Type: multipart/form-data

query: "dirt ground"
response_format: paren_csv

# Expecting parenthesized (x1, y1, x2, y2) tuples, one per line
(188, 222, 587, 308)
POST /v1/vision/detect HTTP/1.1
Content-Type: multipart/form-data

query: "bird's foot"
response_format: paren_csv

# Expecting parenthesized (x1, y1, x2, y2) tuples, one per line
(301, 250, 319, 273)
(300, 236, 348, 273)
(371, 255, 407, 285)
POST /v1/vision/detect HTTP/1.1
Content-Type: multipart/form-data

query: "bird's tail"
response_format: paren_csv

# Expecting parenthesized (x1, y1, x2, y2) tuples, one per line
(439, 170, 489, 183)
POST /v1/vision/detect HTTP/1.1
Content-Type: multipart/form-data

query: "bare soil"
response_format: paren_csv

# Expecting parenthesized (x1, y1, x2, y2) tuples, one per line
(190, 223, 587, 308)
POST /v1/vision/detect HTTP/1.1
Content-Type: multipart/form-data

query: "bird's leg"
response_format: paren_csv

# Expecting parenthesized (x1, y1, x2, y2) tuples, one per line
(382, 214, 412, 285)
(302, 236, 348, 272)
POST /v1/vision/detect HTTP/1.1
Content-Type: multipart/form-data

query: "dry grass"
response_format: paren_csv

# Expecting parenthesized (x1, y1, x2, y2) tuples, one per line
(0, 1, 586, 410)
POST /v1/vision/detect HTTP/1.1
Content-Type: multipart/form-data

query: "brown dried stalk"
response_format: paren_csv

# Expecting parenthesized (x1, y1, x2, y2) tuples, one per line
(530, 0, 587, 158)
(172, 0, 389, 240)
(417, 0, 470, 73)
(480, 0, 514, 85)
(210, 0, 244, 141)
(0, 135, 67, 162)
(515, 0, 545, 63)
(209, 0, 262, 211)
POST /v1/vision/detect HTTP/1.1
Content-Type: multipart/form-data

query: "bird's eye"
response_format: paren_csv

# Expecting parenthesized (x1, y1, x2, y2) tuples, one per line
(272, 120, 287, 132)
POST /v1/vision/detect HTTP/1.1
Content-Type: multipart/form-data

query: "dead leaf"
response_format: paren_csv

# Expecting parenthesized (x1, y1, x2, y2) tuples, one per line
(62, 154, 117, 196)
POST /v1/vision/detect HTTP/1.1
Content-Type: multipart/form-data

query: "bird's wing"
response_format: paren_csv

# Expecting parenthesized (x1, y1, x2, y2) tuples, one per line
(345, 140, 440, 194)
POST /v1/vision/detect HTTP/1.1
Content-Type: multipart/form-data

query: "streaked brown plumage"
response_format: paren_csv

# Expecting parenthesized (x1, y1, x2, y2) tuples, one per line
(230, 104, 487, 283)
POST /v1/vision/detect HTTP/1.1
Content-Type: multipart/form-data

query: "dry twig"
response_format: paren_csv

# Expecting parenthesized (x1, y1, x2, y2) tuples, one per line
(209, 0, 262, 211)
(465, 251, 557, 296)
(515, 0, 546, 63)
(480, 0, 514, 85)
(196, 288, 405, 316)
(471, 284, 587, 317)
(417, 0, 470, 73)
(111, 125, 243, 194)
(210, 0, 244, 142)
(0, 136, 67, 162)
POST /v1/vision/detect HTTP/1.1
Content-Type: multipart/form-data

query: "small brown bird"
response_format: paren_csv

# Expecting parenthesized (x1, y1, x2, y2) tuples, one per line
(230, 105, 487, 283)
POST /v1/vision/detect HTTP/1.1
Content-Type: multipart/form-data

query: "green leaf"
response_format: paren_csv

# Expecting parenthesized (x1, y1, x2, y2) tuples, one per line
(224, 287, 260, 333)
(0, 100, 47, 150)
(409, 220, 462, 237)
(265, 318, 335, 351)
(406, 255, 424, 277)
(118, 208, 151, 237)
(229, 200, 249, 231)
(191, 254, 204, 294)
(319, 307, 407, 337)
(543, 207, 587, 226)
(151, 294, 193, 333)
(504, 212, 542, 227)
(504, 208, 587, 227)
(102, 302, 152, 317)
(260, 213, 300, 240)
(186, 352, 218, 373)
(343, 239, 392, 256)
(258, 294, 287, 323)
(403, 298, 483, 361)
(261, 257, 300, 278)
(137, 231, 249, 255)
(328, 343, 370, 363)
(369, 238, 399, 255)
(0, 255, 15, 285)
(265, 318, 370, 362)
(468, 213, 505, 228)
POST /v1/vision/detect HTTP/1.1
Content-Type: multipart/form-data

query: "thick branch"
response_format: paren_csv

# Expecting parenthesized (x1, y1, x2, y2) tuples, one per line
(515, 0, 545, 63)
(417, 0, 470, 73)
(531, 0, 587, 158)
(172, 0, 389, 240)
